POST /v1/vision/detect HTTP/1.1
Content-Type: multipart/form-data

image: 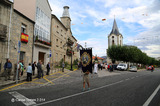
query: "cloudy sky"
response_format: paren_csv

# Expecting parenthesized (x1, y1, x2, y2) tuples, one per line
(48, 0, 160, 58)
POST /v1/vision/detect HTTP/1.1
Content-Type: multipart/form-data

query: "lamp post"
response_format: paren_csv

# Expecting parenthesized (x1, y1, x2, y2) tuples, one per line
(70, 46, 73, 71)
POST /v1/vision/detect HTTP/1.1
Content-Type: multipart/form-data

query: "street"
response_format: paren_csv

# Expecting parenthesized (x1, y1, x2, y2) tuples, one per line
(0, 69, 160, 106)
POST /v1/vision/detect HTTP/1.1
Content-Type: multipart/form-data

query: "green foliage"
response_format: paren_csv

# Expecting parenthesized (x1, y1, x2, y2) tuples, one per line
(73, 59, 78, 65)
(107, 45, 160, 65)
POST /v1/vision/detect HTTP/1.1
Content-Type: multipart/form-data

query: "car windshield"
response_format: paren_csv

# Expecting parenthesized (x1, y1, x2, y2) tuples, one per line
(131, 66, 136, 68)
(119, 64, 124, 66)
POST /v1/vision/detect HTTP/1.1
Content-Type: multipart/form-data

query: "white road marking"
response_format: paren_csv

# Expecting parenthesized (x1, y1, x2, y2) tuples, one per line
(34, 74, 148, 106)
(9, 91, 36, 106)
(34, 80, 124, 106)
(143, 84, 160, 106)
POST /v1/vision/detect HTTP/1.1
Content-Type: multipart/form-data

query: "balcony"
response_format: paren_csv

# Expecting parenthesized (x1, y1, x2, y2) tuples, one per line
(67, 38, 74, 46)
(34, 36, 51, 48)
(0, 24, 7, 40)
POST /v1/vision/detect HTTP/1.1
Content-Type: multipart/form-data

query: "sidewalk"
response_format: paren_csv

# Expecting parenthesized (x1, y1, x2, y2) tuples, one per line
(0, 68, 65, 88)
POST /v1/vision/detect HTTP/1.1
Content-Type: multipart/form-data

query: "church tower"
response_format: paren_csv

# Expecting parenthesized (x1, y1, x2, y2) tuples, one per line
(60, 6, 71, 29)
(107, 19, 123, 63)
(108, 19, 123, 48)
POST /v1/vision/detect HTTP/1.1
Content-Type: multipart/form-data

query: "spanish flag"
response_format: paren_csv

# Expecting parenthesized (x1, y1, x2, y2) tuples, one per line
(21, 33, 29, 43)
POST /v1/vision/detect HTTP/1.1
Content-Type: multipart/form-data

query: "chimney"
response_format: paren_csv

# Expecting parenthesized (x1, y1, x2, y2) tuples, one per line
(62, 6, 70, 17)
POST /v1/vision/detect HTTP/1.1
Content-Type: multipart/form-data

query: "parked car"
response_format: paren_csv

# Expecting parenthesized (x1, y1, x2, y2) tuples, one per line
(147, 66, 152, 70)
(117, 63, 128, 71)
(129, 66, 137, 72)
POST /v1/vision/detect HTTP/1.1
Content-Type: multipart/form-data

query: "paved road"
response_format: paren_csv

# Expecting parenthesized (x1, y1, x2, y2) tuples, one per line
(0, 69, 160, 106)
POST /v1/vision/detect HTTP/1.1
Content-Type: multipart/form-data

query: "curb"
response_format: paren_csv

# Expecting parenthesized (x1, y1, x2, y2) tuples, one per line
(0, 76, 37, 89)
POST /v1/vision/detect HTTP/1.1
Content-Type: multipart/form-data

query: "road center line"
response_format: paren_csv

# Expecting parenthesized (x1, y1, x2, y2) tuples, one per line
(9, 91, 36, 106)
(143, 84, 160, 106)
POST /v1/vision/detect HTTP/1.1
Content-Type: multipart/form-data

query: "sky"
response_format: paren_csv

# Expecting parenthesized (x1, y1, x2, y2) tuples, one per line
(48, 0, 160, 58)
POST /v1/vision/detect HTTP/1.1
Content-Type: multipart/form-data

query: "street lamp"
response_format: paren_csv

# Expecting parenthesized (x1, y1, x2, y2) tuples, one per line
(70, 46, 73, 71)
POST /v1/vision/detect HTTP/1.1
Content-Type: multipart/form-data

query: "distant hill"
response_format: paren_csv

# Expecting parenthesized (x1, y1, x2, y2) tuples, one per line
(101, 56, 107, 59)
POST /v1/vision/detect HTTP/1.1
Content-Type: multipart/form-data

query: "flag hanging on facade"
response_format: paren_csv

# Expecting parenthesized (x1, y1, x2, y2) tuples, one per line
(80, 48, 92, 73)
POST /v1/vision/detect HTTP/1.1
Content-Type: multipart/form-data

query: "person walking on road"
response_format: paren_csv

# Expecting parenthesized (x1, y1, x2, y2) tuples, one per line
(107, 64, 110, 71)
(93, 62, 98, 74)
(46, 62, 50, 75)
(82, 70, 90, 91)
(62, 62, 65, 72)
(32, 61, 36, 76)
(151, 65, 154, 72)
(4, 59, 12, 81)
(26, 63, 32, 81)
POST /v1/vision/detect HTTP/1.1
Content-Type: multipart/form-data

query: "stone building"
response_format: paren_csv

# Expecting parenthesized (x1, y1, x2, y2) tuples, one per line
(107, 19, 123, 63)
(0, 0, 34, 73)
(0, 0, 13, 72)
(10, 9, 34, 67)
(51, 6, 78, 65)
(14, 0, 52, 65)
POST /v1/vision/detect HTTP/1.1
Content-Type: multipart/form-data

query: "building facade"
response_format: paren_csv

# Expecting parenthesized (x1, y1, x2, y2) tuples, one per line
(14, 0, 52, 65)
(0, 0, 34, 73)
(0, 0, 13, 72)
(10, 9, 34, 67)
(107, 19, 123, 63)
(51, 6, 78, 65)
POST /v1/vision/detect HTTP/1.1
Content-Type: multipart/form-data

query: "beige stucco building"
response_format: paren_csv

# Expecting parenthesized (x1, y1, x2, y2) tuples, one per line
(14, 0, 52, 65)
(51, 6, 78, 65)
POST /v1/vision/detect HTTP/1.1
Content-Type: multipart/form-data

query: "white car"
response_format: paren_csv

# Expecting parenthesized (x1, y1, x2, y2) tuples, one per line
(117, 63, 128, 70)
(129, 66, 137, 72)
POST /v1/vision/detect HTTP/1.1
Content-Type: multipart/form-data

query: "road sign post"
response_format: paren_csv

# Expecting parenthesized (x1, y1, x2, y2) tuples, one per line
(16, 41, 21, 84)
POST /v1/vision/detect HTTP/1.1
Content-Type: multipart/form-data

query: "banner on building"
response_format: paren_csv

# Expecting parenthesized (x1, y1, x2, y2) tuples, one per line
(80, 48, 92, 73)
(21, 33, 28, 43)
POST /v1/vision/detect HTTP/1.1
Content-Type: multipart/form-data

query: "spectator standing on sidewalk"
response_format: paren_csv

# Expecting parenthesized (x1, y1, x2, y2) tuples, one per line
(13, 61, 21, 81)
(41, 62, 45, 78)
(26, 63, 32, 81)
(32, 61, 36, 76)
(19, 60, 24, 76)
(62, 62, 65, 72)
(37, 60, 42, 79)
(4, 59, 12, 81)
(46, 62, 50, 75)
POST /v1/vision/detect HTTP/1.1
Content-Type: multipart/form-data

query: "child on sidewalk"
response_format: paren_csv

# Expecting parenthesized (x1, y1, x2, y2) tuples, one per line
(82, 70, 90, 91)
(26, 63, 32, 81)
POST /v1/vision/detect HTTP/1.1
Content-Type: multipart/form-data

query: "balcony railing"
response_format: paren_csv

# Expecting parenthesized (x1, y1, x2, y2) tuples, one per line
(35, 35, 51, 46)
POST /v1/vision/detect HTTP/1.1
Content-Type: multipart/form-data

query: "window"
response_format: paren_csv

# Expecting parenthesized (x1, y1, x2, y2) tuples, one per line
(56, 53, 58, 62)
(21, 24, 26, 34)
(112, 40, 114, 45)
(20, 51, 25, 61)
(112, 36, 114, 38)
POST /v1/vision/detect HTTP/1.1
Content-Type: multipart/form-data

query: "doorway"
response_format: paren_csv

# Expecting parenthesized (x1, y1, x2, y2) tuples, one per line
(39, 52, 45, 64)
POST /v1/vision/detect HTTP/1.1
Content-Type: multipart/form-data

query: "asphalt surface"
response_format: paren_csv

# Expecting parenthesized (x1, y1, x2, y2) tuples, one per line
(0, 69, 160, 106)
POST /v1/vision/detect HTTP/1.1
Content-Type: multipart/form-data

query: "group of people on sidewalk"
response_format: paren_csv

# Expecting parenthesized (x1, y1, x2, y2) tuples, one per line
(3, 59, 51, 82)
